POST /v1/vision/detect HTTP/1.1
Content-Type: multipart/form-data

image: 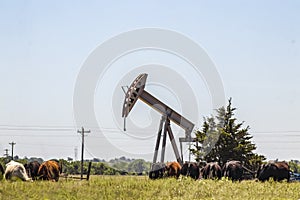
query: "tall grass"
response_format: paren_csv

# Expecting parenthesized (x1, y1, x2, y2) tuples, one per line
(0, 176, 300, 200)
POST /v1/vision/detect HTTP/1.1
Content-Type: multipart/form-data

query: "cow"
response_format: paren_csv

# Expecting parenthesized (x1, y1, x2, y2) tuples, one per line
(4, 160, 32, 181)
(149, 162, 165, 179)
(38, 160, 61, 182)
(222, 160, 244, 181)
(165, 161, 181, 178)
(222, 160, 255, 181)
(24, 161, 41, 180)
(200, 162, 222, 180)
(257, 161, 290, 182)
(181, 162, 200, 180)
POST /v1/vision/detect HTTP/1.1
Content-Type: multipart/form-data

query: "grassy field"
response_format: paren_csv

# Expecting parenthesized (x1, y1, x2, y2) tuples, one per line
(1, 176, 300, 200)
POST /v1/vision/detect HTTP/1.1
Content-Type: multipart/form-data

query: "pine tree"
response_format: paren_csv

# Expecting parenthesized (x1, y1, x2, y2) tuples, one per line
(190, 98, 265, 169)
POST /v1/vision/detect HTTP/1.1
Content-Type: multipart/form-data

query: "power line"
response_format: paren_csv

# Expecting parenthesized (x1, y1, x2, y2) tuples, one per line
(0, 127, 75, 131)
(17, 142, 77, 148)
(0, 134, 78, 137)
(84, 146, 97, 158)
(251, 130, 300, 133)
(1, 124, 300, 134)
(0, 124, 76, 128)
(255, 141, 300, 144)
(0, 124, 161, 132)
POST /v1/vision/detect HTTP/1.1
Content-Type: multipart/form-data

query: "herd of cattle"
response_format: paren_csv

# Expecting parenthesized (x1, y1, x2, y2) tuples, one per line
(0, 159, 292, 182)
(150, 160, 292, 182)
(0, 160, 61, 182)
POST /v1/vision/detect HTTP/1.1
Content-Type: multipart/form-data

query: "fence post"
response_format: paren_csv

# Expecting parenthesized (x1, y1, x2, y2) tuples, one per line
(86, 162, 92, 181)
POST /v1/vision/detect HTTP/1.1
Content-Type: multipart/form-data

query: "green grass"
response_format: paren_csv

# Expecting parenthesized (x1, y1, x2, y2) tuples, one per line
(0, 176, 300, 200)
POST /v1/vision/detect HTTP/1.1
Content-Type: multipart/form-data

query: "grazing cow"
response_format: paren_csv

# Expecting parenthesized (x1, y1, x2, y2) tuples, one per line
(4, 160, 31, 181)
(181, 162, 200, 180)
(149, 162, 166, 179)
(38, 160, 61, 182)
(257, 161, 290, 182)
(222, 160, 244, 181)
(24, 161, 41, 180)
(165, 161, 181, 178)
(201, 162, 222, 180)
(222, 160, 255, 181)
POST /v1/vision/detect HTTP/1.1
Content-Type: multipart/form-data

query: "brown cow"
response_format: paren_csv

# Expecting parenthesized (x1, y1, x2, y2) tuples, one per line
(257, 161, 290, 182)
(165, 161, 181, 178)
(201, 162, 222, 180)
(38, 160, 61, 182)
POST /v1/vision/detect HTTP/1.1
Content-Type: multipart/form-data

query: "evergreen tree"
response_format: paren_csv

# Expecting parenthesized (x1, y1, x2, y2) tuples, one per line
(191, 98, 265, 169)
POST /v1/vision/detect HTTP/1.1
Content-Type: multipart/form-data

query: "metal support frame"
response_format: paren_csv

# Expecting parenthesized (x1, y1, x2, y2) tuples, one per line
(166, 118, 182, 165)
(160, 117, 168, 163)
(122, 73, 196, 168)
(152, 116, 165, 164)
(152, 116, 183, 166)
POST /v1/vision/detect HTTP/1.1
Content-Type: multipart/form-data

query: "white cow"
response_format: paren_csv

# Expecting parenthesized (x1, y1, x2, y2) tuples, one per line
(4, 160, 32, 181)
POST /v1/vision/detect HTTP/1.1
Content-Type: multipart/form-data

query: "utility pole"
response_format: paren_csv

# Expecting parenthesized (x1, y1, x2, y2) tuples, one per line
(9, 142, 16, 160)
(4, 148, 9, 157)
(77, 127, 90, 180)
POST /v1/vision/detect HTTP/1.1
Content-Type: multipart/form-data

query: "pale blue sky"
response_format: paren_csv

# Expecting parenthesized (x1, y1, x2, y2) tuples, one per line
(0, 1, 299, 161)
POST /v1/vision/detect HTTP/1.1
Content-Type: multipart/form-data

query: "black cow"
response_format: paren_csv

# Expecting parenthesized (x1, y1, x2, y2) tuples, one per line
(149, 162, 165, 179)
(24, 161, 41, 180)
(181, 162, 200, 180)
(223, 160, 255, 181)
(257, 161, 290, 182)
(201, 162, 222, 180)
(222, 160, 244, 181)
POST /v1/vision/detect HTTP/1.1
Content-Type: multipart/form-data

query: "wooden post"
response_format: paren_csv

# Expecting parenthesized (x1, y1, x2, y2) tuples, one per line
(86, 162, 92, 181)
(77, 127, 91, 180)
(80, 127, 84, 180)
